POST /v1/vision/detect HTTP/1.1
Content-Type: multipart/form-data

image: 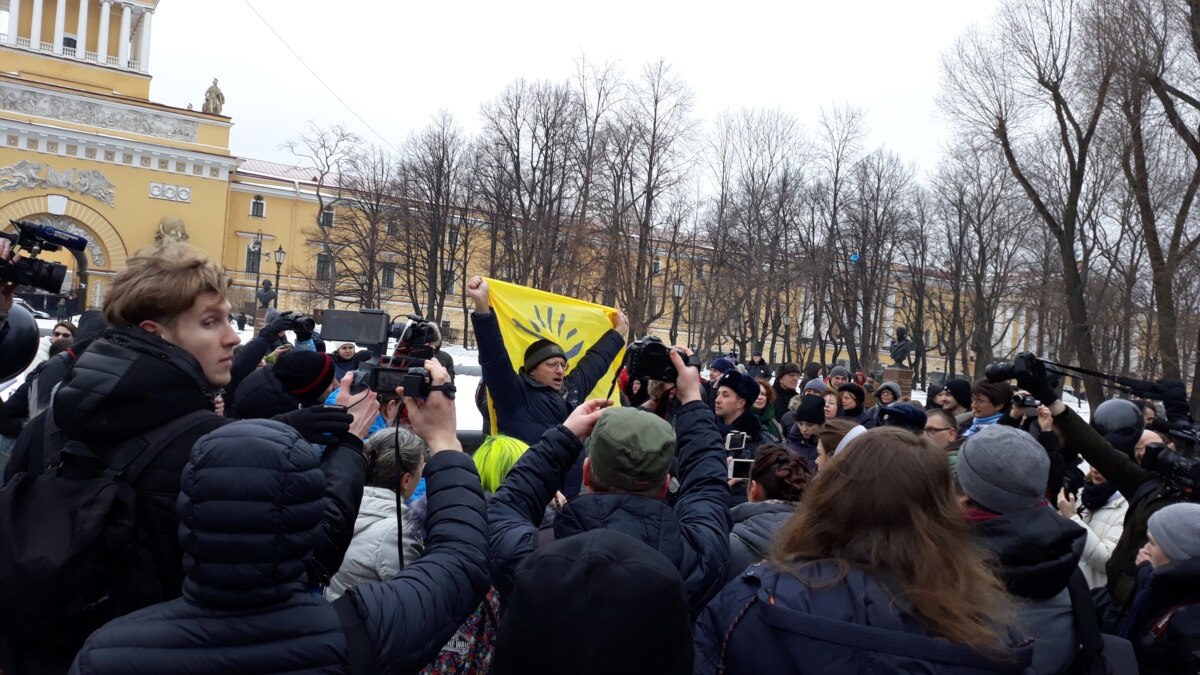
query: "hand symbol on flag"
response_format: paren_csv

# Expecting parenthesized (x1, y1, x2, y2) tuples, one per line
(511, 304, 585, 360)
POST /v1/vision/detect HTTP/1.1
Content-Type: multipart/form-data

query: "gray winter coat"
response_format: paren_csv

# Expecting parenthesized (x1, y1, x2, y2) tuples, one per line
(726, 500, 796, 582)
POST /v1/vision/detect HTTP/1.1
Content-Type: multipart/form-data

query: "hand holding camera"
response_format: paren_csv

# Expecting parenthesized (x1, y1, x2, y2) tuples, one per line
(668, 346, 702, 404)
(626, 336, 701, 386)
(398, 359, 460, 453)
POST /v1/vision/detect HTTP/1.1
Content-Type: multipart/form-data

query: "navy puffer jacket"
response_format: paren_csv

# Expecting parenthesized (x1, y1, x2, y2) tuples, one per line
(70, 421, 490, 675)
(488, 400, 732, 618)
(694, 561, 1035, 674)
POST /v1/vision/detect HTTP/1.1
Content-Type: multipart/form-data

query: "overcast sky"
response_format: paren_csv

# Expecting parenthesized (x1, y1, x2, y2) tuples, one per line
(149, 0, 1000, 176)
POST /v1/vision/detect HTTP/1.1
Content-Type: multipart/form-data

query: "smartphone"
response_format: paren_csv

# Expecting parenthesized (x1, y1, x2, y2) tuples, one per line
(728, 458, 754, 480)
(725, 432, 748, 453)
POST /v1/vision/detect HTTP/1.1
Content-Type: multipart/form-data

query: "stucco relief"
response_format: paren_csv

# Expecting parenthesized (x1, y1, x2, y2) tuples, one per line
(0, 84, 199, 142)
(0, 160, 116, 207)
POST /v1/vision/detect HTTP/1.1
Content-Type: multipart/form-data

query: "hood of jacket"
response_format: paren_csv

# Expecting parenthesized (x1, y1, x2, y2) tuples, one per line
(233, 366, 302, 419)
(67, 308, 109, 357)
(876, 381, 902, 404)
(53, 327, 215, 445)
(553, 493, 685, 569)
(177, 419, 325, 610)
(731, 500, 796, 552)
(973, 505, 1086, 600)
(356, 485, 399, 531)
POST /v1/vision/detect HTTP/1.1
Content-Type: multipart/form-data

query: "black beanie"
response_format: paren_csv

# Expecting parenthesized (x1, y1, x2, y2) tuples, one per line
(523, 338, 567, 372)
(925, 383, 944, 410)
(944, 379, 972, 410)
(494, 529, 693, 675)
(838, 383, 866, 409)
(273, 351, 334, 403)
(796, 394, 826, 425)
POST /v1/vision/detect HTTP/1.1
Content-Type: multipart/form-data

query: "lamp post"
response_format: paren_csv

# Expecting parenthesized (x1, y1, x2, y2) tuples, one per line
(688, 298, 700, 352)
(782, 313, 791, 363)
(669, 279, 685, 345)
(273, 245, 286, 308)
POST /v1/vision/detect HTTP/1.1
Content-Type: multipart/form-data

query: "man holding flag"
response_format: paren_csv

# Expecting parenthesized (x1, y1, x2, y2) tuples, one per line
(466, 276, 627, 451)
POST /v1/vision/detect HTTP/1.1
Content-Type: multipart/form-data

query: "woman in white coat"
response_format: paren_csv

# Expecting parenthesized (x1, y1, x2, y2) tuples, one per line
(325, 425, 427, 600)
(1058, 463, 1129, 589)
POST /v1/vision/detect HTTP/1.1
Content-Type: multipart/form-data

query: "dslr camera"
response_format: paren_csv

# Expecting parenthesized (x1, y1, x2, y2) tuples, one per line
(288, 313, 316, 333)
(391, 314, 437, 365)
(1142, 442, 1199, 502)
(626, 335, 701, 383)
(0, 220, 89, 294)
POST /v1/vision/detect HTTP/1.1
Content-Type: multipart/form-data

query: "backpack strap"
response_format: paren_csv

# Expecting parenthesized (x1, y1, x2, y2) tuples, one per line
(1066, 567, 1105, 674)
(333, 594, 374, 675)
(54, 410, 216, 484)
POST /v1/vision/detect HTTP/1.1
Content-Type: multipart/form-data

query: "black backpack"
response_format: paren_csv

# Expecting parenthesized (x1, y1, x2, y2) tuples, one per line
(0, 409, 214, 637)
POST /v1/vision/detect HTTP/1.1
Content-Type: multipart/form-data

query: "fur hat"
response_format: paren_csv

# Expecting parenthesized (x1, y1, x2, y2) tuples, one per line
(719, 370, 762, 405)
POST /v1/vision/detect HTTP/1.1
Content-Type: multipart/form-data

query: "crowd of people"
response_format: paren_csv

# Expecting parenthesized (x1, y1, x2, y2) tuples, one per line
(0, 239, 1197, 674)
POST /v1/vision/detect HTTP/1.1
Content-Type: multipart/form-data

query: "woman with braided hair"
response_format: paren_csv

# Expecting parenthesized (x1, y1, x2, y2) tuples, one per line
(725, 444, 810, 581)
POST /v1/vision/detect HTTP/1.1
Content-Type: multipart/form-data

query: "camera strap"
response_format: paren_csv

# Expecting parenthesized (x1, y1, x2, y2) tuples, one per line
(429, 383, 457, 400)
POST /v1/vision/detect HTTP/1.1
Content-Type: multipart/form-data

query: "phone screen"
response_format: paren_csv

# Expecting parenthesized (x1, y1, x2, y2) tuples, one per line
(728, 459, 754, 480)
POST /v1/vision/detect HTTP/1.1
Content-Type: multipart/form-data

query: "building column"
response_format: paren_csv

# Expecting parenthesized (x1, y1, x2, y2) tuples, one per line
(117, 1, 131, 66)
(6, 0, 20, 45)
(52, 0, 67, 53)
(30, 0, 43, 49)
(135, 7, 151, 70)
(96, 0, 110, 59)
(76, 0, 90, 56)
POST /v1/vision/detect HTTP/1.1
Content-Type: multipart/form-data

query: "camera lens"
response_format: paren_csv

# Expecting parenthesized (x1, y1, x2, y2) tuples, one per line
(31, 259, 67, 294)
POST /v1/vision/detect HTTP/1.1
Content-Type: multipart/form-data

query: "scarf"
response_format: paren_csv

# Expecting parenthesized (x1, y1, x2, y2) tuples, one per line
(1080, 481, 1119, 514)
(962, 413, 1004, 437)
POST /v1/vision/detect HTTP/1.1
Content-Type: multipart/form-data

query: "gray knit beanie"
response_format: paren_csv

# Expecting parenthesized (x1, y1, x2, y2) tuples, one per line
(956, 425, 1049, 515)
(1147, 503, 1200, 562)
(829, 366, 851, 379)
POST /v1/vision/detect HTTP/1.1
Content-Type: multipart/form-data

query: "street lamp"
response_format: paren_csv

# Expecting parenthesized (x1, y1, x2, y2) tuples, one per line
(273, 245, 286, 308)
(782, 313, 791, 363)
(669, 279, 685, 345)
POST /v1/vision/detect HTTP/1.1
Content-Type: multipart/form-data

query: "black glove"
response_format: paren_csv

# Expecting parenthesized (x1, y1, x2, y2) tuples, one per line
(1014, 353, 1059, 406)
(274, 405, 353, 445)
(261, 311, 295, 339)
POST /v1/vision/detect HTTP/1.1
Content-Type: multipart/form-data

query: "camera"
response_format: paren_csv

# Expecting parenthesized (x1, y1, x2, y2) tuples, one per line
(626, 336, 700, 383)
(289, 314, 316, 333)
(368, 365, 439, 400)
(1013, 394, 1039, 409)
(0, 220, 89, 294)
(1142, 442, 1199, 501)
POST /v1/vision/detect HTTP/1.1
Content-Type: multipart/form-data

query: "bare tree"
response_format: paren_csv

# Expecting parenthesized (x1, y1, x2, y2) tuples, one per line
(941, 0, 1116, 408)
(283, 122, 361, 309)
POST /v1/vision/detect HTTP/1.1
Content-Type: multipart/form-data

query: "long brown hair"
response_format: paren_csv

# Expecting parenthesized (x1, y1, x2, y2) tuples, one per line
(772, 427, 1014, 655)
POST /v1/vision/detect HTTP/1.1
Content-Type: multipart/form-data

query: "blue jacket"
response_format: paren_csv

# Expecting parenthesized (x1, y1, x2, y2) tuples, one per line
(487, 400, 732, 618)
(472, 310, 624, 446)
(695, 561, 1035, 674)
(70, 422, 489, 675)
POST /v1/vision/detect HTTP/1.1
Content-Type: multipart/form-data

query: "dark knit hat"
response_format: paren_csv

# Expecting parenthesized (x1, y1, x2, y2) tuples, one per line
(957, 425, 1049, 515)
(710, 357, 736, 374)
(494, 529, 693, 675)
(777, 362, 802, 377)
(1147, 503, 1200, 562)
(523, 338, 567, 372)
(804, 362, 823, 381)
(838, 382, 866, 407)
(273, 350, 335, 402)
(925, 383, 944, 410)
(944, 379, 972, 410)
(719, 370, 762, 405)
(796, 394, 826, 425)
(829, 365, 851, 380)
(876, 403, 927, 433)
(587, 408, 676, 492)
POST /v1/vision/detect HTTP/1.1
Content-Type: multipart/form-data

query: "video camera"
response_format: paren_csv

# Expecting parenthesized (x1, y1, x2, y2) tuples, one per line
(988, 351, 1199, 502)
(0, 220, 89, 294)
(626, 335, 700, 383)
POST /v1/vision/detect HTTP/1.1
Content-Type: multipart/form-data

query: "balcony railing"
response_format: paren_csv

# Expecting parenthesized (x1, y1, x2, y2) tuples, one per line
(0, 36, 147, 73)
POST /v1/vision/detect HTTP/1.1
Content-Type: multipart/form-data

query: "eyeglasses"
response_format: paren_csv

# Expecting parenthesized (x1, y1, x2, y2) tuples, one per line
(52, 331, 72, 338)
(924, 427, 953, 434)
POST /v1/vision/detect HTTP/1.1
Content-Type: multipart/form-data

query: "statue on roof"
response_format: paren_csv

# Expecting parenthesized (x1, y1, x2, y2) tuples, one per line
(202, 78, 225, 115)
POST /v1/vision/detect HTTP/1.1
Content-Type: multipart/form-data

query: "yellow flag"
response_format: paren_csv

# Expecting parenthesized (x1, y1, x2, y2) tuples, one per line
(484, 279, 625, 433)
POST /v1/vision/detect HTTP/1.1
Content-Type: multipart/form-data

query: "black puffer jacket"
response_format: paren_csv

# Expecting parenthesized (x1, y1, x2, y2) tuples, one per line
(972, 506, 1085, 675)
(1122, 558, 1200, 675)
(726, 500, 796, 582)
(488, 400, 732, 618)
(70, 422, 491, 675)
(5, 329, 365, 675)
